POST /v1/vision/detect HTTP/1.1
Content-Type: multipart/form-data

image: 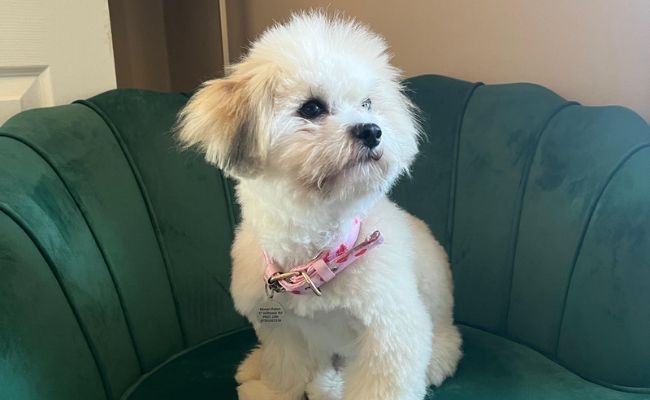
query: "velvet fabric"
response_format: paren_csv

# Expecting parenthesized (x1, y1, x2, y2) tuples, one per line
(1, 75, 648, 399)
(124, 327, 650, 400)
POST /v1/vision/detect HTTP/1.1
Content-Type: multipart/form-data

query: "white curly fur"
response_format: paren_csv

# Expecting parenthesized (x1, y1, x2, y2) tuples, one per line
(177, 11, 461, 400)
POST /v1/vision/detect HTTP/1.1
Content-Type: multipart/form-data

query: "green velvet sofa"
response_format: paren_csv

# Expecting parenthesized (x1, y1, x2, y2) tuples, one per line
(1, 75, 649, 400)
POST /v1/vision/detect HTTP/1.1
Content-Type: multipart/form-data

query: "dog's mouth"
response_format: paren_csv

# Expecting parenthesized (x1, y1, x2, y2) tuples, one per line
(297, 145, 387, 196)
(361, 148, 383, 162)
(368, 149, 383, 161)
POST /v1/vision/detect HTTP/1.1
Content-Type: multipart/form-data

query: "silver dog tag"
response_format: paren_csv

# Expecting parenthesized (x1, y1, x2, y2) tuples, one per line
(256, 300, 285, 328)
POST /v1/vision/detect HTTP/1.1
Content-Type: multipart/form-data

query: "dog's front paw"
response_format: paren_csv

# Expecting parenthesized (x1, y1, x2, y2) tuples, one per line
(238, 380, 274, 400)
(238, 380, 306, 400)
(305, 368, 343, 400)
(236, 348, 263, 384)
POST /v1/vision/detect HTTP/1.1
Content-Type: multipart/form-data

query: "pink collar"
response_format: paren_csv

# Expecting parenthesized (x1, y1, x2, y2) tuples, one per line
(263, 217, 383, 296)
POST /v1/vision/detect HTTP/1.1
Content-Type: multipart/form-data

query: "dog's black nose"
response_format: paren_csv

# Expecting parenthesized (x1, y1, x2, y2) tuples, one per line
(351, 123, 382, 148)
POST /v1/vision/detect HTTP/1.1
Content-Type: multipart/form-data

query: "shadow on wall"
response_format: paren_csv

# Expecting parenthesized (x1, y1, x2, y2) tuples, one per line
(108, 0, 226, 92)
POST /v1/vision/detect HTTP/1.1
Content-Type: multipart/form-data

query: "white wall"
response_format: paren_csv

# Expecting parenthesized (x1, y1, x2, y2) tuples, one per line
(240, 0, 650, 122)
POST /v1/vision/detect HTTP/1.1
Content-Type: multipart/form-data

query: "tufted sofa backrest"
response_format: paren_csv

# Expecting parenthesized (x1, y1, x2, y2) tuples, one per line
(392, 75, 650, 391)
(1, 75, 648, 399)
(0, 91, 248, 400)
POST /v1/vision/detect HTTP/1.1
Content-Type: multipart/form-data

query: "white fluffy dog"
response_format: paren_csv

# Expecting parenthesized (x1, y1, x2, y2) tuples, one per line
(177, 12, 461, 400)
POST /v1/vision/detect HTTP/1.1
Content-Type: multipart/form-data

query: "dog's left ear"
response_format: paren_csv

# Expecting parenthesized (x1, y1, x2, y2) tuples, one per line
(176, 73, 274, 177)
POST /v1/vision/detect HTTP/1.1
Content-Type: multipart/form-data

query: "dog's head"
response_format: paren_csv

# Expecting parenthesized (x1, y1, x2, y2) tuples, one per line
(177, 12, 419, 202)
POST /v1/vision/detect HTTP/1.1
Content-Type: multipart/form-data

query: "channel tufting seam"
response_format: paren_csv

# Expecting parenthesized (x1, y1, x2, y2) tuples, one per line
(0, 134, 117, 400)
(554, 143, 650, 356)
(503, 101, 579, 333)
(0, 206, 110, 400)
(75, 99, 188, 351)
(446, 81, 483, 264)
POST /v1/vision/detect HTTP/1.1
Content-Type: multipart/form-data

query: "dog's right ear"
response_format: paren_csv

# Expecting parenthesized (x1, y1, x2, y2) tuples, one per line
(176, 75, 271, 177)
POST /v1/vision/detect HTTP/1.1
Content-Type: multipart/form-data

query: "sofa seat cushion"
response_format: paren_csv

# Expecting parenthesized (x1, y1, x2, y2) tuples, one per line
(435, 327, 648, 399)
(123, 326, 648, 400)
(123, 328, 256, 400)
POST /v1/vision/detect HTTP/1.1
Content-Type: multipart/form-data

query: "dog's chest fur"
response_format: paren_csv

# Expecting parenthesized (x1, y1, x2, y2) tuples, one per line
(291, 307, 363, 365)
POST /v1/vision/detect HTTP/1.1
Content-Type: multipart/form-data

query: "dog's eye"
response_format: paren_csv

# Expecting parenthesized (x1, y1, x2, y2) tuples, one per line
(362, 98, 372, 111)
(298, 99, 327, 119)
